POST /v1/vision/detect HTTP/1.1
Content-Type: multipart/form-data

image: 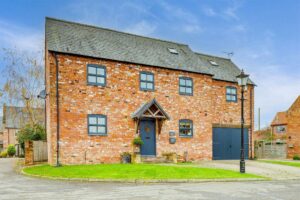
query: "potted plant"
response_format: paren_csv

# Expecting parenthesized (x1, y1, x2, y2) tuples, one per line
(132, 137, 143, 153)
(121, 152, 131, 164)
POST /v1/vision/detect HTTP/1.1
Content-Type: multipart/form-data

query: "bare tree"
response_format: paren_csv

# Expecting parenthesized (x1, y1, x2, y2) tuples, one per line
(1, 48, 44, 126)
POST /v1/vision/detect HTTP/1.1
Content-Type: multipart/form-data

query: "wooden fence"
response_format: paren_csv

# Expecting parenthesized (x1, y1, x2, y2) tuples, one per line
(255, 140, 287, 159)
(25, 141, 47, 165)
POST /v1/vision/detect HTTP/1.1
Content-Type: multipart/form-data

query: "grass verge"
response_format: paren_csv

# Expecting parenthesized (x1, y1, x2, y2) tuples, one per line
(23, 164, 262, 180)
(259, 160, 300, 168)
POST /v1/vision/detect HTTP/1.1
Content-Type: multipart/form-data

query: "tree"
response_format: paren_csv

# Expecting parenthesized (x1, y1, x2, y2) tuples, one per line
(1, 48, 44, 126)
(17, 123, 46, 150)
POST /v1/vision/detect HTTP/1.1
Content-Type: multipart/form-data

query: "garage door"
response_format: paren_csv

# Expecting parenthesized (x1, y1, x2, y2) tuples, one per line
(213, 128, 249, 160)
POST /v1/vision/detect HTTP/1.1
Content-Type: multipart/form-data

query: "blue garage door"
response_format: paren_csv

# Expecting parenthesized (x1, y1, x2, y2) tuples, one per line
(213, 128, 249, 160)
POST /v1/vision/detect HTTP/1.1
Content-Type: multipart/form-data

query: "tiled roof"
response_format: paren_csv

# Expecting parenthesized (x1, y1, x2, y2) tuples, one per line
(46, 17, 255, 84)
(3, 106, 44, 129)
(271, 112, 288, 126)
(131, 99, 170, 119)
(195, 53, 254, 84)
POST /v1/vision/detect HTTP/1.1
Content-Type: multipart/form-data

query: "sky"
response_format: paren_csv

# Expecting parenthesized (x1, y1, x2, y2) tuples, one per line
(0, 0, 299, 129)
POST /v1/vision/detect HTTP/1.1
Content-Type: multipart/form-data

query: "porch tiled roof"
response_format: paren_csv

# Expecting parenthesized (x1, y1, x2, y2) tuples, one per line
(132, 99, 170, 120)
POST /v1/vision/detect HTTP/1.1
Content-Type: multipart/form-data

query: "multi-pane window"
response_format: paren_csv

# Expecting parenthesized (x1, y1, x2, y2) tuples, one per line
(179, 77, 193, 95)
(276, 125, 286, 133)
(88, 114, 107, 135)
(87, 64, 106, 86)
(226, 86, 237, 102)
(140, 72, 154, 91)
(179, 119, 193, 137)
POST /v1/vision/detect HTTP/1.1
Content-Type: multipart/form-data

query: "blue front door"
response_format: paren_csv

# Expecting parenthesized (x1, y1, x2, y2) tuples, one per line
(140, 119, 156, 156)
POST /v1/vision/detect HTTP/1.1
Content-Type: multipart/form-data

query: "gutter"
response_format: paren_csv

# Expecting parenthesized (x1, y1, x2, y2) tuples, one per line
(250, 87, 253, 159)
(54, 53, 60, 167)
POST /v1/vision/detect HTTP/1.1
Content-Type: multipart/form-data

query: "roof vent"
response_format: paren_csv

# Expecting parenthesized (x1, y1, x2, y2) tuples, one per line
(168, 48, 179, 54)
(209, 60, 218, 66)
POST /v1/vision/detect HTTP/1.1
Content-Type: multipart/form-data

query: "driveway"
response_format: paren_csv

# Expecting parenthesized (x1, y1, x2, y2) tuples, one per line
(1, 158, 300, 200)
(197, 160, 300, 180)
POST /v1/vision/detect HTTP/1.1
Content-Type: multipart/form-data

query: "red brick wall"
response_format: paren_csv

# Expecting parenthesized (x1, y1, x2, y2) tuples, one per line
(46, 52, 254, 165)
(25, 141, 34, 165)
(287, 103, 300, 158)
(2, 128, 18, 149)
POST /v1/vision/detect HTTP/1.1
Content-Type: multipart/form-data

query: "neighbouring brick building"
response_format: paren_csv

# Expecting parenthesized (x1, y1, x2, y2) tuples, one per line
(45, 18, 255, 165)
(1, 105, 44, 153)
(271, 96, 300, 158)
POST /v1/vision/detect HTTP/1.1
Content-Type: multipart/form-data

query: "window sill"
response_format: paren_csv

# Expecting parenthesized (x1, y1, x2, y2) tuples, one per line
(88, 134, 108, 136)
(226, 100, 238, 103)
(87, 83, 106, 87)
(179, 135, 193, 138)
(140, 89, 155, 92)
(179, 93, 193, 96)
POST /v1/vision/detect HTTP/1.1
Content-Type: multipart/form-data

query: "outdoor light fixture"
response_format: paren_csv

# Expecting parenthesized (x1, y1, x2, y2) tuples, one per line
(37, 89, 47, 99)
(236, 69, 249, 174)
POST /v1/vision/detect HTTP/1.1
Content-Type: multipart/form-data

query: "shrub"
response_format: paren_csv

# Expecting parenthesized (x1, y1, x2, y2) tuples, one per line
(7, 145, 16, 157)
(293, 155, 300, 160)
(17, 123, 46, 150)
(0, 151, 7, 158)
(132, 137, 144, 146)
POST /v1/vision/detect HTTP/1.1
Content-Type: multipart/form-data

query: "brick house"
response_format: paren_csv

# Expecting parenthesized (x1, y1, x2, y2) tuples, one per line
(1, 105, 44, 153)
(45, 18, 255, 165)
(271, 96, 300, 158)
(271, 112, 288, 140)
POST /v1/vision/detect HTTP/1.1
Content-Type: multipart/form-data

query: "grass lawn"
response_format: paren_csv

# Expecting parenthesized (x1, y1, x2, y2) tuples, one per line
(259, 160, 300, 168)
(23, 164, 261, 180)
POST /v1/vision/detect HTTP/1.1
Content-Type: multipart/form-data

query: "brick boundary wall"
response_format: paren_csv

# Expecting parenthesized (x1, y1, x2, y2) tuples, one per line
(25, 141, 34, 165)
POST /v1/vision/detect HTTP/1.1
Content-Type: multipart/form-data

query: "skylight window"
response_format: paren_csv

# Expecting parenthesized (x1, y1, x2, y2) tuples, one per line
(168, 48, 179, 54)
(209, 60, 218, 66)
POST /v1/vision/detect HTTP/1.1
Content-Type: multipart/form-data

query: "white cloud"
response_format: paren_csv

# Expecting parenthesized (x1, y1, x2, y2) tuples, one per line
(233, 30, 300, 129)
(252, 65, 300, 129)
(231, 24, 247, 33)
(222, 0, 242, 20)
(202, 6, 216, 17)
(0, 20, 43, 52)
(123, 20, 157, 36)
(182, 24, 203, 34)
(158, 1, 203, 34)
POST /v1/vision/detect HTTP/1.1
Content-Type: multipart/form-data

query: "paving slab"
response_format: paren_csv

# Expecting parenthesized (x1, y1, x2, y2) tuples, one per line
(1, 158, 300, 200)
(196, 160, 300, 180)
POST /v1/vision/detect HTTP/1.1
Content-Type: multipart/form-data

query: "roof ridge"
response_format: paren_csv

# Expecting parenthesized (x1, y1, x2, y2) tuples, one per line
(195, 52, 231, 60)
(46, 17, 189, 46)
(4, 105, 43, 110)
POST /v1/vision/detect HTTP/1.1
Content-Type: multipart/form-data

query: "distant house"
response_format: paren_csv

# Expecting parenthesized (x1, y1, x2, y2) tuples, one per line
(1, 105, 44, 153)
(271, 96, 300, 158)
(45, 18, 255, 165)
(271, 111, 288, 140)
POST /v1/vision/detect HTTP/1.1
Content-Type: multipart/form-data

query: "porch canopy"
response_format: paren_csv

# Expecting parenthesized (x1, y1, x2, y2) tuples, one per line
(131, 99, 170, 120)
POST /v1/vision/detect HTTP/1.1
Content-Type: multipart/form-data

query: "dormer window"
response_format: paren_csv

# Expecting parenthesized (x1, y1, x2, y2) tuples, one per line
(168, 48, 179, 54)
(209, 60, 218, 66)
